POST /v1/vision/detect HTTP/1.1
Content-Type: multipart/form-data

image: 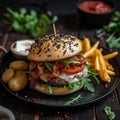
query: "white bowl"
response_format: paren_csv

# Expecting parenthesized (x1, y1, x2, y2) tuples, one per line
(0, 105, 15, 120)
(10, 39, 34, 59)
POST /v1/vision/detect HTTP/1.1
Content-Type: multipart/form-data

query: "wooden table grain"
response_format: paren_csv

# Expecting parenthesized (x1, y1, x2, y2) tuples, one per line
(0, 14, 120, 120)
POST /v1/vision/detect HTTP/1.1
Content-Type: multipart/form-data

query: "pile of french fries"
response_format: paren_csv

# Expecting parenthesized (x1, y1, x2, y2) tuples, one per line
(80, 38, 118, 83)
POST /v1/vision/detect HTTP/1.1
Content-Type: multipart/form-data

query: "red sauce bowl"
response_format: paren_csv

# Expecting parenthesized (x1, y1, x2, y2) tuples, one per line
(77, 0, 115, 27)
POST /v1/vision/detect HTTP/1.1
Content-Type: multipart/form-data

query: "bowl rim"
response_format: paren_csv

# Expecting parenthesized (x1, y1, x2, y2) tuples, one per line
(10, 39, 35, 57)
(76, 0, 115, 15)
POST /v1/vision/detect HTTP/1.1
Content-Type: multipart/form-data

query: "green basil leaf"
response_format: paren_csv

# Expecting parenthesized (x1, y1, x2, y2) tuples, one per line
(20, 8, 26, 16)
(58, 59, 80, 68)
(64, 94, 82, 105)
(51, 16, 58, 23)
(67, 81, 82, 89)
(4, 7, 58, 38)
(82, 78, 95, 92)
(47, 85, 53, 94)
(104, 106, 115, 120)
(44, 62, 52, 71)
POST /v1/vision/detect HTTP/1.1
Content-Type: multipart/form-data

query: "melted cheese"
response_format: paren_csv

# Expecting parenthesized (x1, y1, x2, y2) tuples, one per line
(60, 67, 88, 83)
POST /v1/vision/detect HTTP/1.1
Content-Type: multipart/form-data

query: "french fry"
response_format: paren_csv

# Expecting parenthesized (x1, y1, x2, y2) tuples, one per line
(99, 48, 103, 52)
(83, 38, 91, 51)
(107, 69, 115, 76)
(105, 61, 114, 71)
(103, 51, 118, 60)
(83, 41, 99, 58)
(99, 70, 111, 82)
(94, 49, 101, 71)
(98, 50, 111, 82)
(107, 65, 114, 71)
(94, 55, 100, 71)
(81, 38, 118, 83)
(81, 38, 91, 53)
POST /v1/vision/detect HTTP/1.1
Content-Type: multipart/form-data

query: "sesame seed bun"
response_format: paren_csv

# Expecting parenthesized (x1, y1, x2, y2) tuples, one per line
(27, 34, 82, 61)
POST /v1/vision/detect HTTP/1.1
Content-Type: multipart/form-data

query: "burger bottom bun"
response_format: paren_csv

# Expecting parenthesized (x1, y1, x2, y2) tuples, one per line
(34, 83, 83, 95)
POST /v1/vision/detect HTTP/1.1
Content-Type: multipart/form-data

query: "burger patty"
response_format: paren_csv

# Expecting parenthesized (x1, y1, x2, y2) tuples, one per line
(48, 77, 68, 87)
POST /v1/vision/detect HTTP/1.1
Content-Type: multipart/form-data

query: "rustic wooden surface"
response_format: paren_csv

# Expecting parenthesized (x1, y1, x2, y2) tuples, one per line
(0, 14, 120, 120)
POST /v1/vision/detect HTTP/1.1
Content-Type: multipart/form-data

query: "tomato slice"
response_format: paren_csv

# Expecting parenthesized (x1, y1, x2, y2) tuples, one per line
(61, 64, 84, 74)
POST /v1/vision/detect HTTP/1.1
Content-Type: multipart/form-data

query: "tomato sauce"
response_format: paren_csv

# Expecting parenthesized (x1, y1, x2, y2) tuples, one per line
(79, 1, 112, 14)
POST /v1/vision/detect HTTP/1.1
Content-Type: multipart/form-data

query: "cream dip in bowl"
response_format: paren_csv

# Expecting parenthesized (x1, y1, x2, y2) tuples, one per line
(10, 39, 34, 59)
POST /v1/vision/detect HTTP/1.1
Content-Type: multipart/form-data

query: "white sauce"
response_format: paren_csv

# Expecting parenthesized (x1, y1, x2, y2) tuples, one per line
(14, 40, 34, 56)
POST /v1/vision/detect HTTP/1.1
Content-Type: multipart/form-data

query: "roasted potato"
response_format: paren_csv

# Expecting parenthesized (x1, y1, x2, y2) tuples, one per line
(9, 61, 28, 71)
(8, 71, 28, 92)
(2, 69, 15, 83)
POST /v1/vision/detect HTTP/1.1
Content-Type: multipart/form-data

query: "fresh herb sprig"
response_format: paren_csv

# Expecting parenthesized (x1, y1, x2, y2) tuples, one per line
(106, 33, 120, 48)
(104, 106, 115, 120)
(81, 77, 95, 92)
(87, 66, 100, 84)
(104, 11, 120, 34)
(81, 65, 99, 92)
(4, 7, 57, 38)
(103, 11, 120, 48)
(64, 94, 82, 105)
(58, 59, 80, 69)
(67, 81, 82, 89)
(47, 85, 53, 95)
(44, 62, 52, 71)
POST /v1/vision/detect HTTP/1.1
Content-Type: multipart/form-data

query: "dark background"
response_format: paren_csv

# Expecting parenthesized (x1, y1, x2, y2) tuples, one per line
(0, 0, 120, 18)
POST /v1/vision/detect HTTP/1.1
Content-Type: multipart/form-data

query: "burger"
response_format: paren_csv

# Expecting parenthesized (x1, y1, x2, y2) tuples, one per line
(27, 34, 88, 95)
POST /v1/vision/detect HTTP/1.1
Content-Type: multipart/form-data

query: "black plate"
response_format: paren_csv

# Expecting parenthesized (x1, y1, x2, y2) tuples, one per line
(0, 51, 120, 109)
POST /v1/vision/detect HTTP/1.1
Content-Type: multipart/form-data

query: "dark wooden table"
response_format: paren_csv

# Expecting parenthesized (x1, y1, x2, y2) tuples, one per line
(0, 13, 120, 120)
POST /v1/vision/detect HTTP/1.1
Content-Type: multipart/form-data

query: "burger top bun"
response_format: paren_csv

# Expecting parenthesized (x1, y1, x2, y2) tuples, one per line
(27, 34, 82, 61)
